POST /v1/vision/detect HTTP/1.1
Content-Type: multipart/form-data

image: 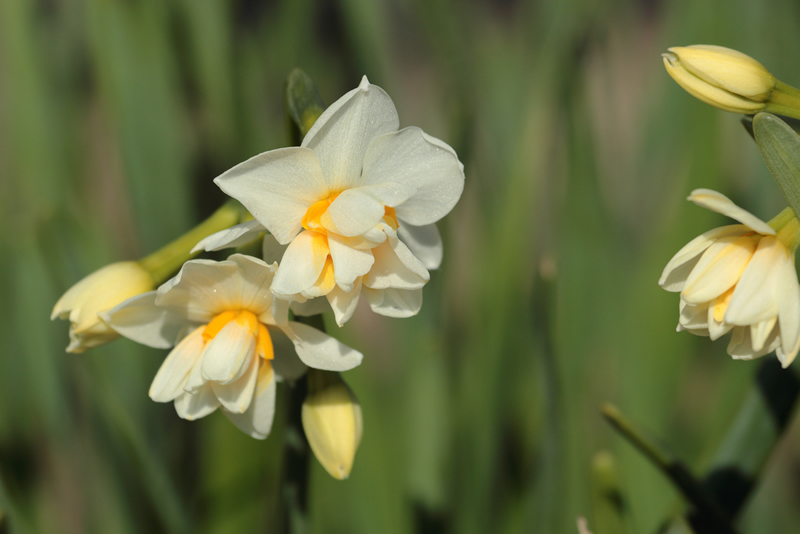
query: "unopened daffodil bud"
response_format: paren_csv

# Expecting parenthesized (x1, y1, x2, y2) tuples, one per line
(302, 370, 363, 480)
(52, 261, 155, 353)
(663, 45, 776, 114)
(663, 45, 800, 120)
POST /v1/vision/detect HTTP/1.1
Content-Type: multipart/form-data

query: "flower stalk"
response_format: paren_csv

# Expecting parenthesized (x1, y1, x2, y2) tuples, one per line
(277, 70, 326, 534)
(139, 199, 244, 284)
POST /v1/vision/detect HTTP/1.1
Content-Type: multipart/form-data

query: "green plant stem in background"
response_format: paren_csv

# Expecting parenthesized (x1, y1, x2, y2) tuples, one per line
(277, 314, 327, 534)
(278, 368, 311, 534)
(601, 404, 737, 534)
(139, 199, 244, 284)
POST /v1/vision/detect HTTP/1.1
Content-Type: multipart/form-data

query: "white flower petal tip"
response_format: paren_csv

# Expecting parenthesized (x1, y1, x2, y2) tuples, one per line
(191, 220, 266, 253)
(288, 322, 363, 371)
(662, 193, 800, 366)
(687, 189, 775, 235)
(52, 261, 156, 353)
(302, 371, 363, 480)
(210, 78, 460, 326)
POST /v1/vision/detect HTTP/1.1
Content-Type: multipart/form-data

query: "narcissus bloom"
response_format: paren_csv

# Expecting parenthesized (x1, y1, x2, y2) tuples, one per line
(204, 76, 464, 326)
(103, 254, 361, 438)
(659, 189, 800, 367)
(52, 261, 155, 353)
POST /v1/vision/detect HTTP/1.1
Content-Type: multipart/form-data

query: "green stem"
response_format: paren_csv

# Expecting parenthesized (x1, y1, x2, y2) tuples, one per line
(277, 314, 326, 534)
(139, 199, 243, 284)
(278, 374, 311, 534)
(601, 404, 737, 534)
(764, 81, 800, 121)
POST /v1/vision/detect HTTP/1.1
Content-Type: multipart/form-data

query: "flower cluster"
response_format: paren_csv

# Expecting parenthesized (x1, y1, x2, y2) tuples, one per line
(660, 189, 800, 367)
(52, 76, 464, 477)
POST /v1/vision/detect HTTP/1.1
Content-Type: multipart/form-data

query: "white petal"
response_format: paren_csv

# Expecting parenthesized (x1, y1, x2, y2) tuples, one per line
(327, 280, 362, 327)
(777, 330, 800, 368)
(201, 320, 256, 385)
(322, 182, 415, 237)
(362, 287, 423, 318)
(777, 262, 800, 366)
(397, 222, 443, 270)
(102, 292, 192, 349)
(262, 234, 288, 264)
(212, 354, 260, 413)
(270, 230, 329, 299)
(688, 189, 775, 235)
(174, 384, 220, 421)
(751, 317, 778, 352)
(155, 260, 240, 322)
(149, 326, 205, 402)
(727, 326, 779, 360)
(226, 254, 277, 316)
(290, 298, 331, 317)
(363, 234, 429, 290)
(183, 342, 209, 394)
(363, 127, 464, 226)
(328, 233, 374, 290)
(284, 322, 363, 371)
(214, 147, 329, 244)
(265, 297, 290, 327)
(302, 76, 399, 192)
(659, 225, 749, 291)
(725, 236, 785, 325)
(680, 300, 709, 330)
(268, 325, 308, 381)
(223, 362, 277, 439)
(681, 235, 757, 304)
(191, 220, 266, 253)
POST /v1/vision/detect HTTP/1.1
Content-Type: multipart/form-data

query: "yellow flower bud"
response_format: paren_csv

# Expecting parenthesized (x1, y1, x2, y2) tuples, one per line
(52, 261, 155, 353)
(302, 370, 363, 480)
(663, 45, 776, 114)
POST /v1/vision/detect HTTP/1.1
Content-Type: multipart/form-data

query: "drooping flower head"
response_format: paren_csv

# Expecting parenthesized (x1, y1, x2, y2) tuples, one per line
(659, 189, 800, 367)
(103, 254, 362, 438)
(203, 76, 465, 326)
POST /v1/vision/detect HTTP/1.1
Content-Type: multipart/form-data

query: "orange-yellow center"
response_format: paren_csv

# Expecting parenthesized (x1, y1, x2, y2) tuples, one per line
(302, 193, 399, 234)
(383, 206, 399, 230)
(202, 310, 274, 360)
(302, 194, 340, 234)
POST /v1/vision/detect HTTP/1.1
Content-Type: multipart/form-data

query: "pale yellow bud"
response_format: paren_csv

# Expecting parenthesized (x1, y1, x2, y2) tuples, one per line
(663, 45, 776, 114)
(52, 261, 155, 353)
(302, 370, 363, 480)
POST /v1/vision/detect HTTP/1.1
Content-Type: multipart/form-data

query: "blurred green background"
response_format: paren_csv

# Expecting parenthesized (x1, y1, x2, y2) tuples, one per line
(2, 0, 800, 532)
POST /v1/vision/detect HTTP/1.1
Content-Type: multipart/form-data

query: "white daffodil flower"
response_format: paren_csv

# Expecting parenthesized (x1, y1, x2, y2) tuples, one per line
(199, 76, 464, 326)
(102, 254, 362, 439)
(52, 261, 155, 353)
(659, 189, 800, 367)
